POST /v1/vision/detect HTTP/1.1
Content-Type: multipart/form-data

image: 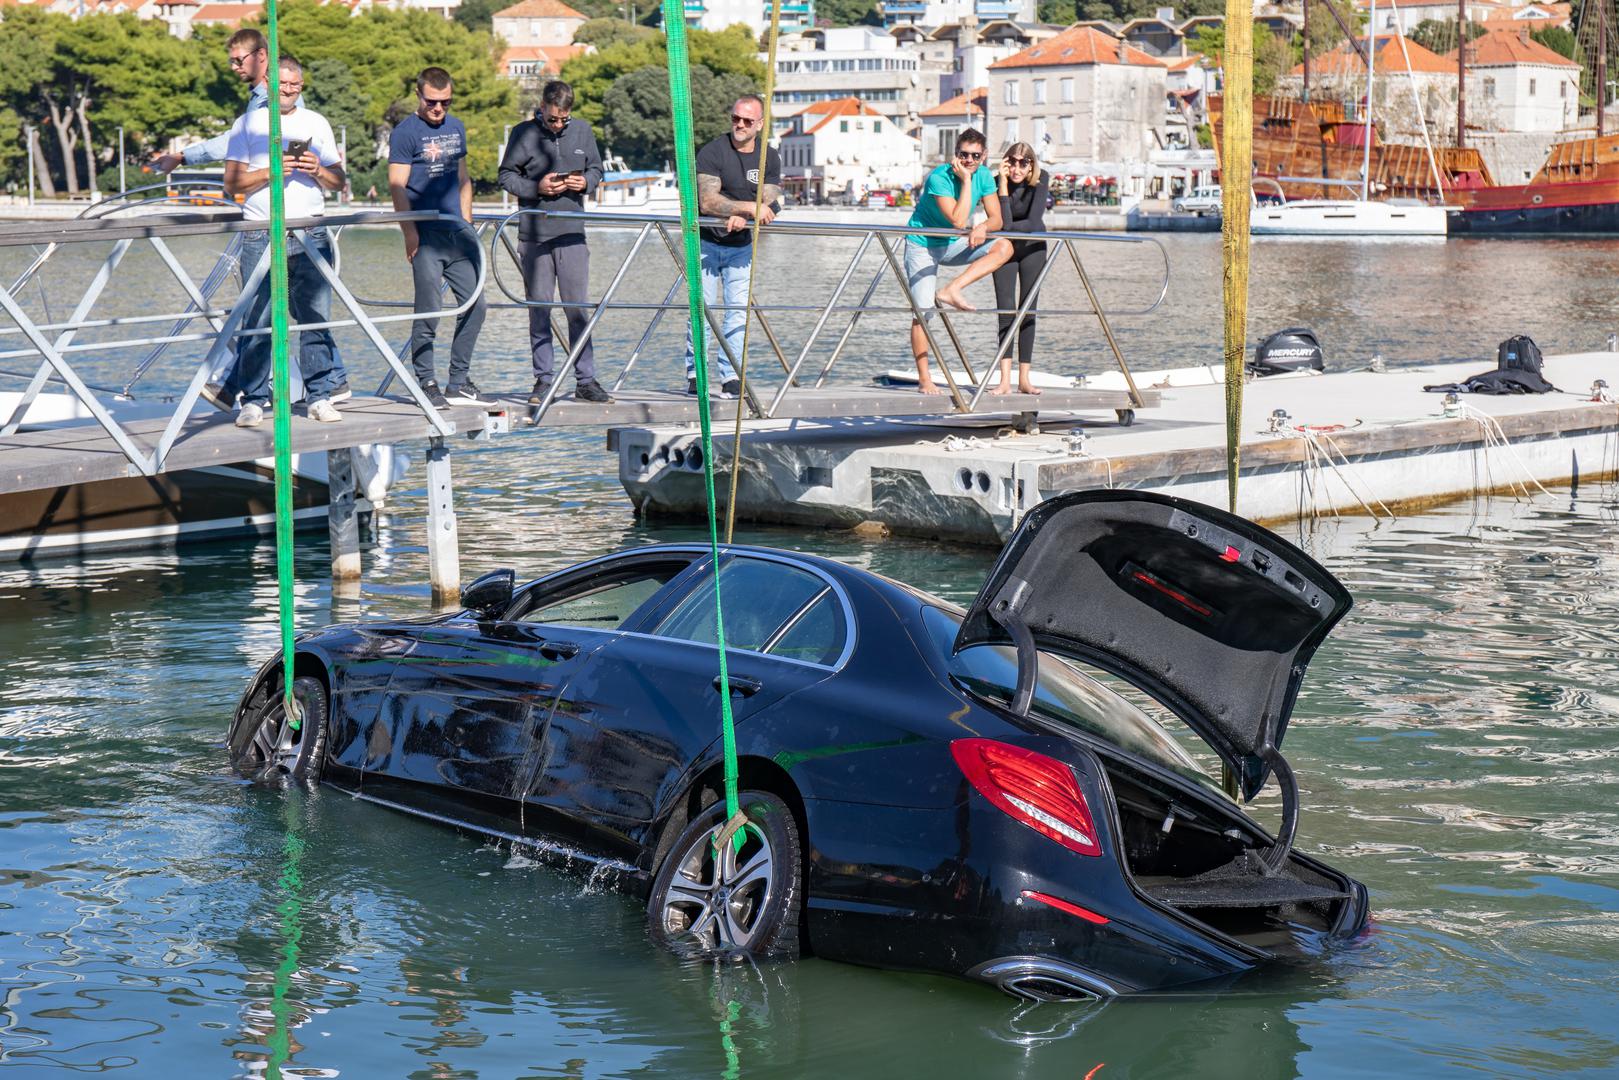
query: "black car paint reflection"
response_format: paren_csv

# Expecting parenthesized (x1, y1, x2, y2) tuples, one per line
(235, 492, 1370, 998)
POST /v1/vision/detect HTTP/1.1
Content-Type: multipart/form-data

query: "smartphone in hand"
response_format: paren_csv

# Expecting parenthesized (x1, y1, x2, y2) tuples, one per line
(285, 137, 310, 162)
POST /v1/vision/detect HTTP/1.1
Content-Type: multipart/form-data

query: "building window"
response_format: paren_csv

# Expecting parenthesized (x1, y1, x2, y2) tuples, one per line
(1484, 77, 1496, 98)
(1528, 78, 1537, 96)
(1033, 117, 1047, 144)
(1060, 77, 1074, 103)
(1033, 79, 1046, 104)
(875, 120, 883, 132)
(1061, 115, 1073, 144)
(1004, 80, 1019, 106)
(1562, 80, 1569, 97)
(939, 127, 958, 158)
(1006, 118, 1019, 142)
(840, 120, 849, 132)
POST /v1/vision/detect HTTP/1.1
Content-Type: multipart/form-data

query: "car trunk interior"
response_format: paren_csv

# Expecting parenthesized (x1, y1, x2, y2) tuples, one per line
(1103, 763, 1353, 952)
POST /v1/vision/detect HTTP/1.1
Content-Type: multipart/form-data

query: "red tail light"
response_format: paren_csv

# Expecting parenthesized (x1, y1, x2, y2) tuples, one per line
(951, 739, 1102, 857)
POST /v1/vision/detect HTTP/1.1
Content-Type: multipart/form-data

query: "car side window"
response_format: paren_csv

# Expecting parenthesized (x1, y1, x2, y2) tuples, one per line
(765, 590, 846, 666)
(656, 558, 833, 655)
(514, 562, 689, 630)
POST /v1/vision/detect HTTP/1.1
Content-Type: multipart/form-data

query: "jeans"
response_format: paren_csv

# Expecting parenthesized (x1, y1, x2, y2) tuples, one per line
(902, 235, 1001, 313)
(237, 228, 346, 406)
(682, 240, 751, 382)
(521, 236, 594, 383)
(409, 223, 487, 388)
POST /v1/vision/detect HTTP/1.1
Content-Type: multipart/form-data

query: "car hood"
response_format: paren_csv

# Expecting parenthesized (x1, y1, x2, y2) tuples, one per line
(955, 490, 1351, 800)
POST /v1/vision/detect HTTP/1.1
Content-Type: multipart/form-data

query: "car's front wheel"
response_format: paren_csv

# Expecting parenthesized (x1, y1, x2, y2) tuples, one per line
(227, 674, 329, 784)
(648, 791, 802, 960)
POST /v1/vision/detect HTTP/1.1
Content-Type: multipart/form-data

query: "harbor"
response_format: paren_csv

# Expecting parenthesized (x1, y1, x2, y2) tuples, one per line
(4, 207, 1619, 1074)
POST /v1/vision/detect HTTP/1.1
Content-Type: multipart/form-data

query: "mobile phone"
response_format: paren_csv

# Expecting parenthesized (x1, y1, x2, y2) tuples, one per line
(285, 138, 310, 159)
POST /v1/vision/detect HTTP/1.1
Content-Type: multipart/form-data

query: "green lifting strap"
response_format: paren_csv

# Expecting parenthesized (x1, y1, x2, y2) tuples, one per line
(662, 0, 742, 836)
(265, 0, 299, 730)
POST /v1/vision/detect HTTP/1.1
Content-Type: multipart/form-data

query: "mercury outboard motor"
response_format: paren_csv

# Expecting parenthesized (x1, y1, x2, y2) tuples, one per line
(1250, 328, 1325, 377)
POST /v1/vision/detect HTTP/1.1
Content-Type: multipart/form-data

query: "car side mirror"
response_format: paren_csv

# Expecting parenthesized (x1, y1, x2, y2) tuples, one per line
(461, 569, 514, 619)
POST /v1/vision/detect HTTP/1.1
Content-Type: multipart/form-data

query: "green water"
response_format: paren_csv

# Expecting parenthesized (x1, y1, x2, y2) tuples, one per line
(3, 231, 1619, 1076)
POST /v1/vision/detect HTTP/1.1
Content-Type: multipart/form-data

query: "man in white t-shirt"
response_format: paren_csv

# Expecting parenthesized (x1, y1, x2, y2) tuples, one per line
(225, 56, 348, 427)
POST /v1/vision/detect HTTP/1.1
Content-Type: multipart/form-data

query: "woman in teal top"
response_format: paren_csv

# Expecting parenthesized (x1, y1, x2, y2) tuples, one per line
(902, 128, 1012, 395)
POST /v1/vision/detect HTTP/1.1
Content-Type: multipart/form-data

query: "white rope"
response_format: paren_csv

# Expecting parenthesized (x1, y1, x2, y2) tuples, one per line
(1264, 411, 1391, 521)
(1461, 403, 1556, 500)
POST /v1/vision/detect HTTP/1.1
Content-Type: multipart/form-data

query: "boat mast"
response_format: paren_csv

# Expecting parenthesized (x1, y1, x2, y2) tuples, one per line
(1600, 0, 1608, 136)
(1364, 0, 1376, 199)
(1456, 0, 1465, 147)
(1302, 0, 1311, 103)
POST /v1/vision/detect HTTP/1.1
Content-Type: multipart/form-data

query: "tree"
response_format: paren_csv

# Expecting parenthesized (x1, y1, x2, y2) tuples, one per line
(561, 24, 764, 126)
(1304, 0, 1368, 58)
(813, 0, 881, 27)
(454, 0, 509, 33)
(572, 16, 657, 49)
(599, 62, 756, 166)
(1188, 25, 1295, 95)
(1532, 25, 1578, 60)
(1408, 17, 1485, 56)
(1037, 0, 1077, 24)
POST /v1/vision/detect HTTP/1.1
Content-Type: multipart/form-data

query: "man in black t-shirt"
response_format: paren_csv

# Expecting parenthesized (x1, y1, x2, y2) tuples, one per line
(681, 94, 781, 398)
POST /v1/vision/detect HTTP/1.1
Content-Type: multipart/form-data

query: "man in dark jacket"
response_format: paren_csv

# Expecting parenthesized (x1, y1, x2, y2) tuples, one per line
(498, 80, 610, 404)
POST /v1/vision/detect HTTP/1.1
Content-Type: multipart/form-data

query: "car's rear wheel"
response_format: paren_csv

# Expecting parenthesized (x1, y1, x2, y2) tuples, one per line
(648, 791, 802, 960)
(227, 674, 328, 784)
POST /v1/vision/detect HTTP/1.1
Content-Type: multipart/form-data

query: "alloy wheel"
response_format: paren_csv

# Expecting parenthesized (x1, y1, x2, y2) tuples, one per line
(659, 822, 776, 950)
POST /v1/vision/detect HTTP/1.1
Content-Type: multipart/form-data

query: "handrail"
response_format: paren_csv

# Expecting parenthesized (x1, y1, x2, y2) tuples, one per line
(0, 208, 482, 467)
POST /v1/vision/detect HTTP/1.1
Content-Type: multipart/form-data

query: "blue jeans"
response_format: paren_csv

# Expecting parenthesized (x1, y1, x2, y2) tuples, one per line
(682, 240, 751, 382)
(238, 228, 347, 406)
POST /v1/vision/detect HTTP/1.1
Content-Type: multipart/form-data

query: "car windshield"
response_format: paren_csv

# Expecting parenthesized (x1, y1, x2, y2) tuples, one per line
(921, 606, 1224, 797)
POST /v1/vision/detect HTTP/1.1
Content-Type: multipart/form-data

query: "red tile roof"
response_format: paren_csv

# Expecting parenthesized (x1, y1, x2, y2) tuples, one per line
(1452, 27, 1580, 67)
(189, 2, 262, 24)
(790, 97, 889, 134)
(920, 87, 988, 118)
(494, 0, 586, 18)
(989, 25, 1164, 69)
(499, 44, 585, 75)
(1293, 34, 1453, 76)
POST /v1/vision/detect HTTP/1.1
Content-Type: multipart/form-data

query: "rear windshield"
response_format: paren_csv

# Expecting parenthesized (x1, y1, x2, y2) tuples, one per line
(921, 606, 1223, 796)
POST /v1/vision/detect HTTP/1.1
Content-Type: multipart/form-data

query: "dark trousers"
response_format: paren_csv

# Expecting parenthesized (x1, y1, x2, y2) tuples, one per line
(409, 224, 487, 387)
(237, 228, 346, 406)
(992, 242, 1047, 367)
(521, 235, 594, 383)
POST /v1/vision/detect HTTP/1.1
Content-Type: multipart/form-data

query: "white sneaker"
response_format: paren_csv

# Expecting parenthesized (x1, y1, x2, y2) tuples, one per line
(308, 399, 342, 423)
(235, 402, 264, 428)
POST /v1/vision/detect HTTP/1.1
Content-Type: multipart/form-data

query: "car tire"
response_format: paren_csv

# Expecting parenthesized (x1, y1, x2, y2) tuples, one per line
(648, 790, 802, 961)
(227, 673, 329, 785)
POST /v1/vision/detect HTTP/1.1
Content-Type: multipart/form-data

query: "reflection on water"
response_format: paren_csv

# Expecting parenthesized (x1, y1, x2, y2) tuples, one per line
(3, 230, 1619, 1076)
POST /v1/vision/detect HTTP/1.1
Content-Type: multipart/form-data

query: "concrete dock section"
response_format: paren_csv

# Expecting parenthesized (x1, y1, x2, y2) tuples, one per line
(611, 352, 1619, 543)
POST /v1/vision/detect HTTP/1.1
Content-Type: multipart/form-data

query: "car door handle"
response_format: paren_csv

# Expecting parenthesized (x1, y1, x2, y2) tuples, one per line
(539, 640, 580, 661)
(713, 674, 763, 697)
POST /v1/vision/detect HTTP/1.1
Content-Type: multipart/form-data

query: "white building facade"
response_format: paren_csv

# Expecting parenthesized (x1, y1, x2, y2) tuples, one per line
(771, 27, 937, 122)
(1457, 29, 1580, 132)
(987, 26, 1166, 169)
(778, 97, 924, 201)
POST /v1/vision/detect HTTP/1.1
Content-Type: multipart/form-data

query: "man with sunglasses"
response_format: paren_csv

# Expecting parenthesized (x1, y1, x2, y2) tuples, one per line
(389, 66, 488, 409)
(682, 94, 782, 398)
(903, 127, 1012, 395)
(498, 79, 610, 406)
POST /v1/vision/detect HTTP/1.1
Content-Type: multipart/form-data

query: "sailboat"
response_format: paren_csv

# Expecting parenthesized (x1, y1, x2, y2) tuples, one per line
(1250, 0, 1449, 236)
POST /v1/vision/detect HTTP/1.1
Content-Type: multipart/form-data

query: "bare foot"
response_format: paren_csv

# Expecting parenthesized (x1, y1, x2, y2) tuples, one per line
(935, 287, 975, 313)
(917, 380, 945, 395)
(989, 384, 1013, 396)
(1018, 384, 1042, 396)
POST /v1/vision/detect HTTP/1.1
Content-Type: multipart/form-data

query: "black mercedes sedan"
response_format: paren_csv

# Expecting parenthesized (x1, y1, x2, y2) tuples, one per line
(229, 490, 1370, 1000)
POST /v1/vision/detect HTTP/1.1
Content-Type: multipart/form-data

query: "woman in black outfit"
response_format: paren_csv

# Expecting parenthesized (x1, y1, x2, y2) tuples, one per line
(991, 142, 1049, 396)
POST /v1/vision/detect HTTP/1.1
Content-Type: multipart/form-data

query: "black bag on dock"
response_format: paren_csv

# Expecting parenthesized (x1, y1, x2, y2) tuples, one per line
(1424, 335, 1558, 395)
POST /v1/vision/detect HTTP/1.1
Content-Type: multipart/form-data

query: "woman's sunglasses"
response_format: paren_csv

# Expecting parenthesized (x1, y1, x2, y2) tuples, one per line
(1006, 156, 1033, 167)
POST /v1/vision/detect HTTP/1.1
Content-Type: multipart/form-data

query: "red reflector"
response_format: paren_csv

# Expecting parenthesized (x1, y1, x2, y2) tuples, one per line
(1221, 545, 1240, 562)
(1130, 569, 1213, 617)
(1022, 889, 1110, 925)
(950, 739, 1102, 857)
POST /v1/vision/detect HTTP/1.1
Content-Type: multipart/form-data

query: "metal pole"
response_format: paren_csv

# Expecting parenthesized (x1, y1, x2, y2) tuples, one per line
(1362, 0, 1375, 200)
(118, 127, 126, 194)
(1600, 0, 1608, 138)
(339, 125, 348, 203)
(27, 127, 35, 208)
(501, 124, 512, 212)
(1302, 0, 1311, 104)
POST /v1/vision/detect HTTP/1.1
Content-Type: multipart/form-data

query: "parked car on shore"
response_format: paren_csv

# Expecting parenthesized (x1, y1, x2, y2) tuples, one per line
(1174, 185, 1222, 215)
(229, 491, 1369, 1000)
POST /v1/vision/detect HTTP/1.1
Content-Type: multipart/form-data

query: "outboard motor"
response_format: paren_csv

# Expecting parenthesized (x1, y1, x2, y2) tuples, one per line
(1250, 328, 1324, 377)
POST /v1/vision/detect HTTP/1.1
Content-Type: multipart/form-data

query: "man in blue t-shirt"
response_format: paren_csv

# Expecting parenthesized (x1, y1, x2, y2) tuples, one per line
(389, 66, 489, 409)
(903, 127, 1011, 395)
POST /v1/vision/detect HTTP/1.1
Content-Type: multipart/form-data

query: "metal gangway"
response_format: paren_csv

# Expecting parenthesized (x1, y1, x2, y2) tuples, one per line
(0, 187, 1169, 598)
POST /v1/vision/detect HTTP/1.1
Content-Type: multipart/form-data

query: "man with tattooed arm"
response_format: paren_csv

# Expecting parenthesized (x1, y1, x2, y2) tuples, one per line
(680, 94, 782, 398)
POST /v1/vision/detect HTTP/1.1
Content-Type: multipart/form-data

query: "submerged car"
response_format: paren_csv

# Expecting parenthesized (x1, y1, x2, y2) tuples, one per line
(229, 490, 1369, 1000)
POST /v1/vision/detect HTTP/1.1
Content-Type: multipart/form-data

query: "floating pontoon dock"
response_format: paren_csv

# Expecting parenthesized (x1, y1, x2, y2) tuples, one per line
(612, 352, 1619, 543)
